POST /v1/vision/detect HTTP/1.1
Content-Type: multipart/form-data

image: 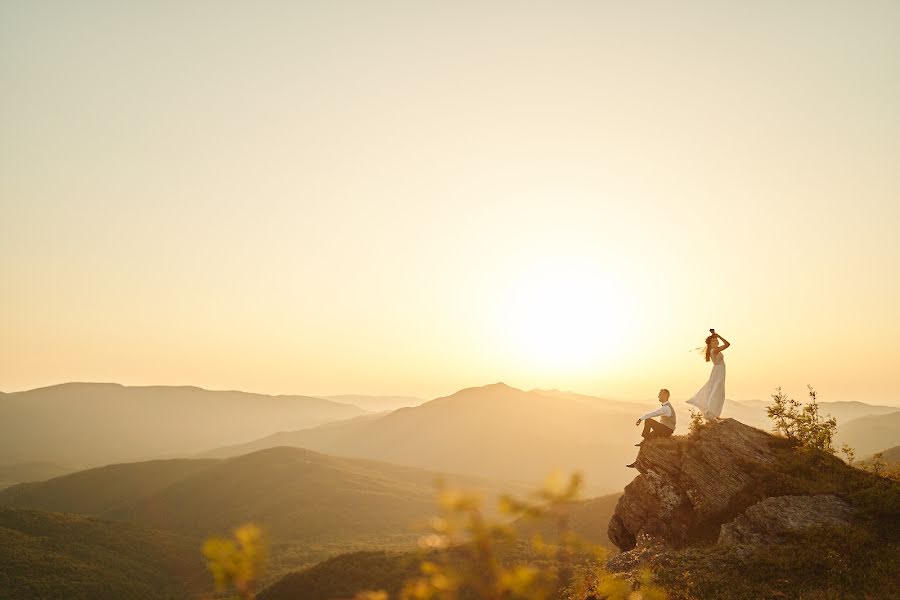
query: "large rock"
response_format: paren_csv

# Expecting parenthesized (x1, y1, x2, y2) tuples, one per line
(718, 494, 852, 547)
(608, 418, 777, 551)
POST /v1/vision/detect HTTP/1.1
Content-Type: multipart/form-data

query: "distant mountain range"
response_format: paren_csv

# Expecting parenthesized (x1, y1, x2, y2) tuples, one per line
(1, 380, 896, 599)
(199, 385, 900, 494)
(203, 383, 646, 494)
(723, 399, 900, 457)
(315, 394, 426, 411)
(834, 411, 900, 458)
(1, 381, 896, 493)
(722, 398, 899, 431)
(0, 382, 366, 470)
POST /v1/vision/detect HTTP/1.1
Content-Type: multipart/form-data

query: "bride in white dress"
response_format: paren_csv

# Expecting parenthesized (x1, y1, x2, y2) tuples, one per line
(686, 329, 731, 420)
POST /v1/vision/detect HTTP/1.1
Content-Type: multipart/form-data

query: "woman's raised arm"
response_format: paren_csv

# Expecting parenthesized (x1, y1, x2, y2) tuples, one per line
(716, 334, 731, 351)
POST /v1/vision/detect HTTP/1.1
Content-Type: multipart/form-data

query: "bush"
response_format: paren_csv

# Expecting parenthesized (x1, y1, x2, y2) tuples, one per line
(687, 409, 706, 437)
(766, 386, 837, 454)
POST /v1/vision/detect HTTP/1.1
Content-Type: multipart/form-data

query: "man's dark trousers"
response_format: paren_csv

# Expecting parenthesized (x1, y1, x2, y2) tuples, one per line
(642, 418, 674, 440)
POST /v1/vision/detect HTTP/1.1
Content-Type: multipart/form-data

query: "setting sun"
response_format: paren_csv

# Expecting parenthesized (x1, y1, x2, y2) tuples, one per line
(497, 258, 639, 372)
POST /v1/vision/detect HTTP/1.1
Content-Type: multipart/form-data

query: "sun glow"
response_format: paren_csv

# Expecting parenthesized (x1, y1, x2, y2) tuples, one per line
(498, 259, 637, 372)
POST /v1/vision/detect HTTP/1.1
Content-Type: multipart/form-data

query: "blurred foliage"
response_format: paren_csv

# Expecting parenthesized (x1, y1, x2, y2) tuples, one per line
(346, 472, 667, 600)
(256, 494, 623, 600)
(203, 523, 268, 600)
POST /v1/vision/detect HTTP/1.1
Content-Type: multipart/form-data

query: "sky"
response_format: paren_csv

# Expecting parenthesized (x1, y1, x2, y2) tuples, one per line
(2, 1, 899, 404)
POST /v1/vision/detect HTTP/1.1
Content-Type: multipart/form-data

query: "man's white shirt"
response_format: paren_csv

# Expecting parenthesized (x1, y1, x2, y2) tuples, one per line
(640, 404, 674, 421)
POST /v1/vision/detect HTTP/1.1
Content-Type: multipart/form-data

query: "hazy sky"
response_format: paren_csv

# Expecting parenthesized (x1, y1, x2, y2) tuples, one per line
(2, 2, 899, 404)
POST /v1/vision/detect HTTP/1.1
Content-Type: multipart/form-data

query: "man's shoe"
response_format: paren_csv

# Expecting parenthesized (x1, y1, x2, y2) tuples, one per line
(626, 462, 637, 468)
(635, 440, 645, 446)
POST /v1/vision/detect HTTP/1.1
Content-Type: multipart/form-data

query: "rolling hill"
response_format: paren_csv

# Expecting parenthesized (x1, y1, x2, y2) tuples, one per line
(0, 446, 517, 580)
(204, 383, 649, 494)
(0, 507, 207, 600)
(858, 445, 900, 471)
(835, 411, 900, 457)
(870, 444, 900, 462)
(0, 382, 366, 471)
(257, 493, 622, 600)
(0, 458, 219, 515)
(0, 447, 501, 539)
(717, 398, 900, 432)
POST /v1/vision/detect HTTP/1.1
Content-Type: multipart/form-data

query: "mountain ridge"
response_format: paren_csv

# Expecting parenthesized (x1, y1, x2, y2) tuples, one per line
(202, 383, 646, 494)
(0, 382, 367, 471)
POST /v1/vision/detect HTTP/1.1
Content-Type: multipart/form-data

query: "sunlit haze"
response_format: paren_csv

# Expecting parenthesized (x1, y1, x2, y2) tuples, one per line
(2, 2, 899, 404)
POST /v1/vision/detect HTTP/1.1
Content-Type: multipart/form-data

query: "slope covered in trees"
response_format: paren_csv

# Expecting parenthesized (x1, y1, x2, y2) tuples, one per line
(0, 508, 207, 600)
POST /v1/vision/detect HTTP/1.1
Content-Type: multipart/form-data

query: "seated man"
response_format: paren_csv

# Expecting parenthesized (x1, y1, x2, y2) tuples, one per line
(626, 388, 676, 468)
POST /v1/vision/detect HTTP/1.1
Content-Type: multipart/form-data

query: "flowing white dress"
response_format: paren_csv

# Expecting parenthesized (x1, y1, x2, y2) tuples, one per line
(686, 348, 726, 418)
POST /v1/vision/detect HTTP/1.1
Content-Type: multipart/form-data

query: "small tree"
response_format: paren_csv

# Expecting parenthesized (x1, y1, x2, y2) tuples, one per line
(840, 443, 856, 466)
(688, 409, 706, 437)
(869, 452, 886, 477)
(766, 387, 802, 440)
(767, 386, 837, 454)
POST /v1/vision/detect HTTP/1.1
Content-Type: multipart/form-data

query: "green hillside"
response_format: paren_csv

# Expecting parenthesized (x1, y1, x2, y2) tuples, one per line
(258, 551, 422, 600)
(0, 508, 207, 600)
(257, 493, 622, 600)
(106, 447, 445, 540)
(0, 458, 218, 515)
(0, 447, 517, 583)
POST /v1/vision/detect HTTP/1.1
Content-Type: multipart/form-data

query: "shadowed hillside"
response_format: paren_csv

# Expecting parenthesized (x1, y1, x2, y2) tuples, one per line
(0, 458, 219, 515)
(0, 508, 207, 600)
(257, 493, 623, 600)
(0, 382, 366, 471)
(0, 446, 519, 581)
(204, 383, 644, 494)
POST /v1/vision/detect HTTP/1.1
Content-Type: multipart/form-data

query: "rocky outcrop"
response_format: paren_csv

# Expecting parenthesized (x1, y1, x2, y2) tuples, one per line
(717, 494, 852, 548)
(608, 419, 777, 551)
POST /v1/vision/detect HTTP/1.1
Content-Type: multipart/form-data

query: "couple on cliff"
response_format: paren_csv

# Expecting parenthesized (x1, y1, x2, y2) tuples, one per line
(626, 330, 731, 468)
